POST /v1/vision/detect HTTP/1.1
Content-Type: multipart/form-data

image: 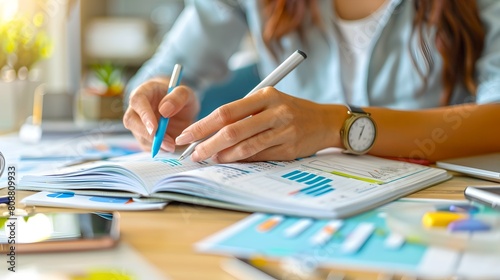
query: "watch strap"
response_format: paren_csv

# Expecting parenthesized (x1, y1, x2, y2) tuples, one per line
(346, 104, 367, 115)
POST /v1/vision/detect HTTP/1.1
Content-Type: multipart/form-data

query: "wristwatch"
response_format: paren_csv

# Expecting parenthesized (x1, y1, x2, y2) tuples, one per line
(340, 105, 377, 155)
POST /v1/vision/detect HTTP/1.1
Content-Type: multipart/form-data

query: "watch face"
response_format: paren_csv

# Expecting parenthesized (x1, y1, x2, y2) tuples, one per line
(347, 117, 376, 153)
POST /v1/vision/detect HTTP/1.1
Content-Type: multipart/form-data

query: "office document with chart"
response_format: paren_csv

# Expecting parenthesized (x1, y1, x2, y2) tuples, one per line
(19, 149, 450, 218)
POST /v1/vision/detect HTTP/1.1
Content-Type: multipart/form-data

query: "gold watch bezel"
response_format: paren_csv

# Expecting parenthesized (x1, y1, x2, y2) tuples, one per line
(340, 110, 377, 155)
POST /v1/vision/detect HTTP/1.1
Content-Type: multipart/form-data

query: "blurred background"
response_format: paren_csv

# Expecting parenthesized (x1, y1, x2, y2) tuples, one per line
(0, 0, 258, 133)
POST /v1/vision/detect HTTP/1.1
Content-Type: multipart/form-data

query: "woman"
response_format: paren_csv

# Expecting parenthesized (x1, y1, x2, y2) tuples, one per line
(123, 0, 500, 163)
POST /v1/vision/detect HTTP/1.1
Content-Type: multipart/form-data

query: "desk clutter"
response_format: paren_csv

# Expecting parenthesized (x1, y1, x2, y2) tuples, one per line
(0, 132, 142, 187)
(0, 132, 159, 211)
(2, 130, 500, 278)
(0, 242, 167, 280)
(196, 199, 500, 279)
(0, 211, 167, 279)
(18, 148, 449, 218)
(21, 191, 167, 211)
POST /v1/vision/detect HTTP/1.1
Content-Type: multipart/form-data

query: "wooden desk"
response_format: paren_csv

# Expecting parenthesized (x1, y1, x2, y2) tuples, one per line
(5, 174, 496, 280)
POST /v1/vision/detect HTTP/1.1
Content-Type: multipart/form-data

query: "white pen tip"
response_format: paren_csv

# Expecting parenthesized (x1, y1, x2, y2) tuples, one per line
(178, 155, 186, 161)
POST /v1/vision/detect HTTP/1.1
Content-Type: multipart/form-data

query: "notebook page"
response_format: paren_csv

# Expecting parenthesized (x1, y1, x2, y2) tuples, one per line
(154, 151, 440, 214)
(111, 152, 213, 193)
(19, 152, 214, 196)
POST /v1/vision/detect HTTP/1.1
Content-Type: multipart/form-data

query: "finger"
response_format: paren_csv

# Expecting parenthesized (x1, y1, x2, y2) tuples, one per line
(160, 136, 176, 153)
(191, 108, 279, 161)
(220, 123, 311, 163)
(134, 130, 175, 154)
(124, 105, 178, 153)
(238, 143, 302, 162)
(132, 131, 153, 151)
(129, 89, 159, 135)
(214, 126, 291, 163)
(123, 108, 154, 140)
(158, 86, 195, 118)
(236, 120, 320, 162)
(161, 138, 175, 153)
(177, 88, 275, 145)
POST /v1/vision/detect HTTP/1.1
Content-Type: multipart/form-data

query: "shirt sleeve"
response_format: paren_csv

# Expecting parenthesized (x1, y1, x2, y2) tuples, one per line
(124, 0, 249, 106)
(475, 0, 500, 104)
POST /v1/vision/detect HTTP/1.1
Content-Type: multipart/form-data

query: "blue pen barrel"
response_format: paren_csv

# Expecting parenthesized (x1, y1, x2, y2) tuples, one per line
(151, 64, 183, 157)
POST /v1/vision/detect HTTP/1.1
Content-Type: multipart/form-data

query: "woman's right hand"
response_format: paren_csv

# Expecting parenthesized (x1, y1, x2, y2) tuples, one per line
(123, 77, 200, 153)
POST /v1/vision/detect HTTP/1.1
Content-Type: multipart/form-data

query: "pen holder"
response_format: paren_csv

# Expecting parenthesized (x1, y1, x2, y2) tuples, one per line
(74, 88, 124, 122)
(18, 84, 45, 143)
(0, 80, 40, 133)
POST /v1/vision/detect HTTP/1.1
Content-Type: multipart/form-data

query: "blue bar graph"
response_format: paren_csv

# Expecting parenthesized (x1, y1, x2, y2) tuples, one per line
(158, 158, 182, 167)
(282, 170, 335, 197)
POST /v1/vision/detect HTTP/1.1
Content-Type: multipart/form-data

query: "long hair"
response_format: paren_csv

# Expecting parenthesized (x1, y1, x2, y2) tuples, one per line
(262, 0, 485, 105)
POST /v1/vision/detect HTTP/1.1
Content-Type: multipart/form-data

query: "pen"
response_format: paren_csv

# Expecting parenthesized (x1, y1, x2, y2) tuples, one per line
(310, 220, 343, 246)
(151, 64, 183, 158)
(178, 50, 307, 161)
(340, 222, 375, 254)
(284, 218, 313, 238)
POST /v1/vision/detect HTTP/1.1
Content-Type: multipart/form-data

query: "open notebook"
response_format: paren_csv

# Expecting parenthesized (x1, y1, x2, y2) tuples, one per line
(19, 149, 450, 218)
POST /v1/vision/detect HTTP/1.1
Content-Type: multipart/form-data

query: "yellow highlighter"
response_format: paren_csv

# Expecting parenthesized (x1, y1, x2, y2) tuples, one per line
(422, 211, 468, 228)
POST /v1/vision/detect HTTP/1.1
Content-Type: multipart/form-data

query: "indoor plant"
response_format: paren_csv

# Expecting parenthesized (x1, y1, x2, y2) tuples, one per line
(0, 15, 52, 132)
(78, 62, 125, 121)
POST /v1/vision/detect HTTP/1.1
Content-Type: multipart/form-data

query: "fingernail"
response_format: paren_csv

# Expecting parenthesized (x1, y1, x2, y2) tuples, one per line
(146, 121, 154, 135)
(176, 132, 194, 145)
(159, 101, 175, 117)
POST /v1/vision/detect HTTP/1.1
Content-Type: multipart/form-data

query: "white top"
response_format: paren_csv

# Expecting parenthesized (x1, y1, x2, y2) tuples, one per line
(126, 0, 500, 109)
(335, 1, 390, 103)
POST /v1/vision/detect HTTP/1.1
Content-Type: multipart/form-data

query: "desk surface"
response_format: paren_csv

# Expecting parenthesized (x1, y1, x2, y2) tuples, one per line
(4, 173, 497, 280)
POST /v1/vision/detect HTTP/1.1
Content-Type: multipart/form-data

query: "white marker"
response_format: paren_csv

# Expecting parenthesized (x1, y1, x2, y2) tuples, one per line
(178, 50, 307, 161)
(284, 218, 313, 238)
(341, 222, 375, 254)
(384, 232, 405, 249)
(310, 220, 343, 246)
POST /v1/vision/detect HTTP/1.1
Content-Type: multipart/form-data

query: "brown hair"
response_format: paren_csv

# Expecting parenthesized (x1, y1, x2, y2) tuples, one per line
(262, 0, 485, 105)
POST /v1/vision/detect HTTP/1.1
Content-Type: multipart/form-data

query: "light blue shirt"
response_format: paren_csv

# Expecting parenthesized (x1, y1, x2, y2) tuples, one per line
(126, 0, 500, 109)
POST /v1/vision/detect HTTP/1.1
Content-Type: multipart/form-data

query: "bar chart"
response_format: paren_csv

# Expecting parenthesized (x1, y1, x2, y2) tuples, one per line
(282, 170, 335, 197)
(158, 158, 183, 167)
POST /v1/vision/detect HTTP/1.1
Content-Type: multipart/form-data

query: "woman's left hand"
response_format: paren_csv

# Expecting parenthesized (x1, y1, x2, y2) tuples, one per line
(175, 87, 343, 162)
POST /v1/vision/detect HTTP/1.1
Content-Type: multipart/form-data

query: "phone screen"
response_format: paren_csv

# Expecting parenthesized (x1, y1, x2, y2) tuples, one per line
(0, 212, 120, 253)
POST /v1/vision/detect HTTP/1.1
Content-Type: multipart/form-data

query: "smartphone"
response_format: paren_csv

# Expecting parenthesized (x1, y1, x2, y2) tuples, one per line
(464, 186, 500, 210)
(0, 212, 120, 253)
